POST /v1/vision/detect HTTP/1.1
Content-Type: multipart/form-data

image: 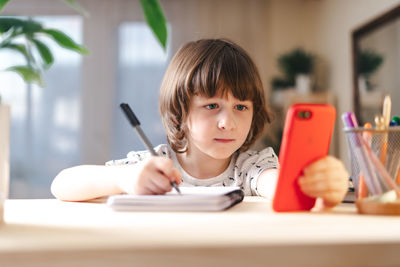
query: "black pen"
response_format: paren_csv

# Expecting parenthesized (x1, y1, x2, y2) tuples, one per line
(120, 103, 181, 194)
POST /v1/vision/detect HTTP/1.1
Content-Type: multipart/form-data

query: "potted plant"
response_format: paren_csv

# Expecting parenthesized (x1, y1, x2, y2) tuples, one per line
(270, 76, 294, 91)
(0, 0, 167, 88)
(0, 2, 90, 223)
(0, 0, 168, 222)
(274, 48, 314, 94)
(357, 49, 384, 92)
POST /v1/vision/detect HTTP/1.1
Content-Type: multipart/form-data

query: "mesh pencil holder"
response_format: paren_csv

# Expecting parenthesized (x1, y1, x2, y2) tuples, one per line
(344, 127, 400, 197)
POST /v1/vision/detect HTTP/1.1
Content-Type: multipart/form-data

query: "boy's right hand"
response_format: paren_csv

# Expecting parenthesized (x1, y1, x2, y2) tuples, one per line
(117, 157, 182, 195)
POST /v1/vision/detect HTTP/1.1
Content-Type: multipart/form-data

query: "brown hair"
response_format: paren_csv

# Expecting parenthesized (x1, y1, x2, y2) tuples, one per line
(159, 38, 271, 153)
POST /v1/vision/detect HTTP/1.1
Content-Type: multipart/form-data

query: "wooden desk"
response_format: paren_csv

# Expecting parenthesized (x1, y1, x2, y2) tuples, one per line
(1, 197, 400, 267)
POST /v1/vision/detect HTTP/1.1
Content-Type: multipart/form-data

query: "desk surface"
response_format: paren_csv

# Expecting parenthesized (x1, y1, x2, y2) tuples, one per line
(1, 197, 400, 267)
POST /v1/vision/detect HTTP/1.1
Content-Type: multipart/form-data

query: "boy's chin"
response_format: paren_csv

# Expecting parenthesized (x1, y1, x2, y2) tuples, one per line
(207, 148, 239, 160)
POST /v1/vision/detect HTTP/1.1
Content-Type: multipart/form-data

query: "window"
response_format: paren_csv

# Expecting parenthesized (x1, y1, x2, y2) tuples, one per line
(112, 22, 170, 159)
(0, 16, 83, 198)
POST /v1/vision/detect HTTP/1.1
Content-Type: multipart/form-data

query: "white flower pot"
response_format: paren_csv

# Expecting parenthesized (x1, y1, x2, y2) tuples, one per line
(0, 104, 10, 224)
(296, 74, 312, 95)
(358, 76, 368, 93)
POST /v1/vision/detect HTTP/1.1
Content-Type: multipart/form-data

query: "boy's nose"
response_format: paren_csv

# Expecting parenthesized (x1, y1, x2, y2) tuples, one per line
(217, 111, 236, 131)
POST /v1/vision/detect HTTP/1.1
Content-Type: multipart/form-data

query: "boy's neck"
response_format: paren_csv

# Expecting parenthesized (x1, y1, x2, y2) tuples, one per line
(176, 150, 231, 179)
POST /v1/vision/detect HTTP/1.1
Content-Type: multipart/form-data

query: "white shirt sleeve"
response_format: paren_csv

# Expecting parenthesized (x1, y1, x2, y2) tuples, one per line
(235, 147, 279, 196)
(105, 144, 170, 166)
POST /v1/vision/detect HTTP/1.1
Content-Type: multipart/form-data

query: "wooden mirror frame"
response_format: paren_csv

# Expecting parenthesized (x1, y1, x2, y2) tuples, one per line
(352, 4, 400, 123)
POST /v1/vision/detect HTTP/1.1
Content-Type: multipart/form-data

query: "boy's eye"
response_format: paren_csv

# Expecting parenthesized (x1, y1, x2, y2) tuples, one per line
(205, 104, 218, 109)
(235, 105, 247, 111)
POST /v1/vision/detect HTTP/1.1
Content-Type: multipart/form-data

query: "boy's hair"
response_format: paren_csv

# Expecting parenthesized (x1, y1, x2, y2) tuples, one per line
(159, 38, 272, 153)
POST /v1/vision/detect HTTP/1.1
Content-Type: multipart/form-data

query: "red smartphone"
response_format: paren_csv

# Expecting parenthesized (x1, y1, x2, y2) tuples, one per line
(272, 103, 336, 212)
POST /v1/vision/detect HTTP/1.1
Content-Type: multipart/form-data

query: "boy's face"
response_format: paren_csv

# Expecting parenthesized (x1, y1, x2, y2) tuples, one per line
(185, 92, 253, 160)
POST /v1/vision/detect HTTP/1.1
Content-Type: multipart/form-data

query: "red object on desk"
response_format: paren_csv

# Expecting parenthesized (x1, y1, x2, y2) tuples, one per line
(272, 103, 336, 212)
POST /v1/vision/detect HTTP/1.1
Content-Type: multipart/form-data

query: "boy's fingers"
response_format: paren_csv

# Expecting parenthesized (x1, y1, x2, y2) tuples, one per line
(300, 181, 343, 195)
(298, 172, 344, 187)
(150, 156, 173, 171)
(151, 157, 181, 182)
(136, 183, 157, 195)
(151, 173, 173, 192)
(303, 156, 344, 175)
(171, 168, 182, 184)
(298, 173, 327, 185)
(300, 185, 342, 199)
(299, 156, 349, 206)
(146, 177, 169, 195)
(322, 191, 344, 206)
(299, 178, 347, 197)
(300, 165, 349, 185)
(137, 174, 159, 194)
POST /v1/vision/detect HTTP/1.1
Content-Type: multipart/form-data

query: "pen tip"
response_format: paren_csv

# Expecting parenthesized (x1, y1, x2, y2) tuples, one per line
(171, 181, 181, 194)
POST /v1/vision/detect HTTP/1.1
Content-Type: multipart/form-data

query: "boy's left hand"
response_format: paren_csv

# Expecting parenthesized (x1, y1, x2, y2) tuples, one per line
(298, 156, 349, 208)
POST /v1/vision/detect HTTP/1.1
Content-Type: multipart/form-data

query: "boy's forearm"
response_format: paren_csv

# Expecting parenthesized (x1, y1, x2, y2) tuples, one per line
(51, 165, 124, 201)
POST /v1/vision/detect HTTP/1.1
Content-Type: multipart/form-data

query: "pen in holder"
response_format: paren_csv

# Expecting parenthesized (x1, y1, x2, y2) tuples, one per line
(344, 127, 400, 198)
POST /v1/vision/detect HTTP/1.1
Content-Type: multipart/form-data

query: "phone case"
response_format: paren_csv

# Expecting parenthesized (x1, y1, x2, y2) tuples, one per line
(272, 103, 336, 212)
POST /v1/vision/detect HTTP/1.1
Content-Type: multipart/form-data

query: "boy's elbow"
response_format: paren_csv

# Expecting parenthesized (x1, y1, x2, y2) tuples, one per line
(51, 169, 69, 200)
(51, 167, 83, 201)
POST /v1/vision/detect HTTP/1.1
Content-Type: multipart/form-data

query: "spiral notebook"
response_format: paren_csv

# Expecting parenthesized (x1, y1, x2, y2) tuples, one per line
(107, 186, 244, 211)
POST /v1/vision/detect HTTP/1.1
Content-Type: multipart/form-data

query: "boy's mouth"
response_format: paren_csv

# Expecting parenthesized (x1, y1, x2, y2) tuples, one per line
(214, 138, 235, 143)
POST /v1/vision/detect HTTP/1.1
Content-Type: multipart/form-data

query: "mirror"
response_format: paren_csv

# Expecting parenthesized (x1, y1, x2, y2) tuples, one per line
(353, 5, 400, 124)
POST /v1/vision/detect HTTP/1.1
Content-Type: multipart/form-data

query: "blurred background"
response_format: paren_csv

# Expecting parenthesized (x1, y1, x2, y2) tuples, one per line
(0, 0, 399, 198)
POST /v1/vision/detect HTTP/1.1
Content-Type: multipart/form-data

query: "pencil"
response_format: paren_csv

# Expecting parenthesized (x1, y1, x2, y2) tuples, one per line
(358, 122, 372, 199)
(380, 95, 391, 165)
(120, 103, 181, 194)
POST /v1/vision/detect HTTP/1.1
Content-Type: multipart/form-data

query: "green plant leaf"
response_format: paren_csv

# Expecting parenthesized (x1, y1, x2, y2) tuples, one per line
(32, 39, 54, 68)
(0, 0, 10, 12)
(63, 0, 89, 17)
(358, 49, 384, 77)
(0, 42, 31, 62)
(6, 65, 43, 86)
(278, 48, 314, 78)
(139, 0, 167, 50)
(271, 76, 294, 91)
(0, 17, 25, 33)
(0, 17, 43, 36)
(41, 28, 88, 54)
(23, 19, 43, 35)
